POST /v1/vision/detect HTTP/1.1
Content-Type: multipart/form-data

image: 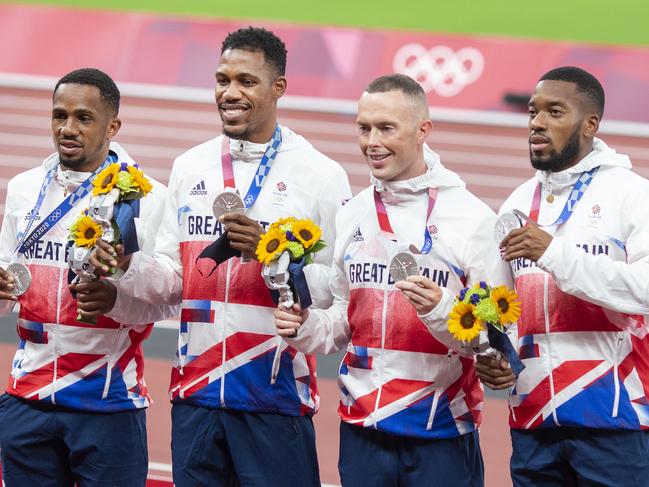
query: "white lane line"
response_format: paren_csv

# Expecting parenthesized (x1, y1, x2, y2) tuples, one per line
(2, 72, 649, 137)
(149, 462, 173, 473)
(0, 133, 187, 161)
(148, 461, 340, 486)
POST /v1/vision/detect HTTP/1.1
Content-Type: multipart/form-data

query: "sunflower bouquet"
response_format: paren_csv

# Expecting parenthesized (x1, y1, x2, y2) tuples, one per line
(448, 282, 520, 342)
(256, 217, 326, 266)
(448, 282, 525, 375)
(257, 217, 325, 309)
(67, 162, 152, 323)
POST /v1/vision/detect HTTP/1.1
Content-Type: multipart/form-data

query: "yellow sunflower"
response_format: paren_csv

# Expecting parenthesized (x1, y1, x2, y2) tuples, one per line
(73, 215, 103, 248)
(292, 219, 322, 249)
(491, 286, 521, 325)
(269, 217, 297, 231)
(92, 164, 120, 196)
(256, 228, 288, 265)
(448, 301, 484, 343)
(127, 166, 153, 195)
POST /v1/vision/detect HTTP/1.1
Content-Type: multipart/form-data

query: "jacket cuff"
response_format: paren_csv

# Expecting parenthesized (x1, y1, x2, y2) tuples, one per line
(284, 308, 319, 346)
(417, 287, 453, 331)
(536, 236, 564, 274)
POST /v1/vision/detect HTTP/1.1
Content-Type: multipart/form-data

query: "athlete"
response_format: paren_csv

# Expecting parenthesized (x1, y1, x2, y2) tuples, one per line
(476, 66, 649, 486)
(0, 68, 168, 486)
(275, 74, 511, 486)
(93, 27, 351, 486)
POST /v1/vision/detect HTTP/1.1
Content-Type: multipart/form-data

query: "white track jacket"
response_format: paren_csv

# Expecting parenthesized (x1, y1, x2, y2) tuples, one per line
(108, 126, 351, 416)
(0, 143, 170, 412)
(286, 147, 512, 438)
(502, 138, 649, 430)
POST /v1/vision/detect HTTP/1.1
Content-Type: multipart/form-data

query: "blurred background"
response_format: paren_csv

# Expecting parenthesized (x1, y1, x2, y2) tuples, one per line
(1, 1, 648, 485)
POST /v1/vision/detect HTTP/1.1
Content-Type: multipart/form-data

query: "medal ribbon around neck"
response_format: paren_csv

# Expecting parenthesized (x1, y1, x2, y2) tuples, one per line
(220, 124, 282, 209)
(529, 166, 599, 225)
(374, 187, 467, 283)
(373, 187, 438, 254)
(14, 151, 118, 257)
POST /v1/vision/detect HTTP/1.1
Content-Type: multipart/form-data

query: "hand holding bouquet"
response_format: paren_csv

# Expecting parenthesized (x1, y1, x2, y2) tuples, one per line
(448, 281, 525, 375)
(67, 162, 152, 323)
(257, 217, 326, 309)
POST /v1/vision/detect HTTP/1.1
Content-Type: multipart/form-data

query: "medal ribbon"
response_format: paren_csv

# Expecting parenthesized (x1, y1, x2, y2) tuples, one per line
(373, 188, 467, 283)
(373, 188, 438, 254)
(529, 166, 599, 225)
(220, 124, 282, 209)
(15, 152, 117, 256)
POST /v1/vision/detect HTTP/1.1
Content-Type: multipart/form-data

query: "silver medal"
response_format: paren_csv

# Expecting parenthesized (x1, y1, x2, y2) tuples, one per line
(6, 262, 31, 296)
(212, 191, 246, 219)
(389, 251, 420, 283)
(494, 212, 522, 242)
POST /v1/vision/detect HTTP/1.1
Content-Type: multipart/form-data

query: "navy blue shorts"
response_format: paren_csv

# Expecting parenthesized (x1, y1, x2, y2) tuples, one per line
(511, 427, 649, 486)
(171, 403, 319, 487)
(0, 393, 147, 486)
(338, 421, 484, 487)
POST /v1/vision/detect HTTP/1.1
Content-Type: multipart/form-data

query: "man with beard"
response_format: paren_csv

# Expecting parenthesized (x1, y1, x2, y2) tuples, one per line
(476, 66, 649, 486)
(0, 68, 168, 485)
(91, 27, 351, 486)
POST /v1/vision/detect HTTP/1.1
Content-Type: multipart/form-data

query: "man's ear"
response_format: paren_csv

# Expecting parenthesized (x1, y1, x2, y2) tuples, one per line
(417, 119, 433, 143)
(582, 114, 599, 139)
(273, 76, 287, 100)
(107, 117, 122, 140)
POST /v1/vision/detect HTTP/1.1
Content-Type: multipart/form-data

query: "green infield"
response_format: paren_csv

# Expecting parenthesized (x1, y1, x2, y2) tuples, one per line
(7, 0, 649, 46)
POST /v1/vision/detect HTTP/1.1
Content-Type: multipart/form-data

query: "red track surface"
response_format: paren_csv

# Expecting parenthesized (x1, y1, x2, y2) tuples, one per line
(1, 86, 649, 485)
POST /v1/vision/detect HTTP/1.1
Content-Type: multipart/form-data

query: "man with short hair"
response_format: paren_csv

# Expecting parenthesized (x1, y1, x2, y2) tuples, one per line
(0, 68, 168, 486)
(275, 73, 511, 486)
(477, 66, 649, 486)
(95, 27, 351, 486)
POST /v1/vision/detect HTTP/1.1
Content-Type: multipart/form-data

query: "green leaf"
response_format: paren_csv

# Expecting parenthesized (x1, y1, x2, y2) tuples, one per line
(309, 240, 327, 253)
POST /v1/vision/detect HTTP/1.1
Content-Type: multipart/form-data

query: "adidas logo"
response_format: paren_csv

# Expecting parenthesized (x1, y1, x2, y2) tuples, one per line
(189, 180, 208, 195)
(352, 227, 364, 242)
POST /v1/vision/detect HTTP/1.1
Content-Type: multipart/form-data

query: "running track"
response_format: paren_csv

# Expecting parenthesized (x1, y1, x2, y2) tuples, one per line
(1, 86, 649, 485)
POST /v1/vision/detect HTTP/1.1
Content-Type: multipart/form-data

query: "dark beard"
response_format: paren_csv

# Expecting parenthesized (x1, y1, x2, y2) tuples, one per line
(58, 154, 88, 170)
(530, 129, 581, 172)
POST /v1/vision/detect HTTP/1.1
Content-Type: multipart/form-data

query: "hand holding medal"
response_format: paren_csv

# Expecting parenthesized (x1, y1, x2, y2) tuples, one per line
(0, 262, 30, 299)
(389, 250, 420, 283)
(212, 190, 246, 219)
(213, 189, 258, 263)
(213, 125, 282, 264)
(493, 212, 523, 243)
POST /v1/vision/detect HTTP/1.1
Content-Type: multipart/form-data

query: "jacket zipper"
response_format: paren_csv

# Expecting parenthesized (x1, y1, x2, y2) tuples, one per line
(51, 266, 64, 405)
(543, 273, 560, 426)
(426, 351, 453, 430)
(220, 259, 233, 407)
(102, 325, 124, 399)
(371, 279, 390, 429)
(270, 338, 283, 385)
(612, 331, 625, 417)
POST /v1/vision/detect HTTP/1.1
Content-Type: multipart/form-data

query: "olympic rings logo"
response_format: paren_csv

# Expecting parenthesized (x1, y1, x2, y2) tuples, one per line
(49, 209, 62, 221)
(393, 44, 485, 97)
